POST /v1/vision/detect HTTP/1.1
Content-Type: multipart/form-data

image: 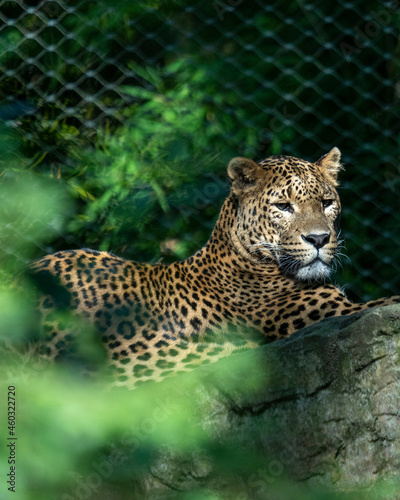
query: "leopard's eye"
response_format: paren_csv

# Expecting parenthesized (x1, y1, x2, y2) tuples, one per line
(274, 202, 293, 213)
(322, 199, 334, 209)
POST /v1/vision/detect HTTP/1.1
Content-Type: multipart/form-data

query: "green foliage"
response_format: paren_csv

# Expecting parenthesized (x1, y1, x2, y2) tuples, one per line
(0, 173, 73, 267)
(64, 58, 243, 260)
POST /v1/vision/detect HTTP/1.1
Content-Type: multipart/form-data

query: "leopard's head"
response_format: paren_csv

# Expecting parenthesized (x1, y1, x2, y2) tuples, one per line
(227, 148, 343, 282)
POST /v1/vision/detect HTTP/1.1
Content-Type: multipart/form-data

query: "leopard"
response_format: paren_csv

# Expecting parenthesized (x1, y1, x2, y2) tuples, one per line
(29, 147, 400, 388)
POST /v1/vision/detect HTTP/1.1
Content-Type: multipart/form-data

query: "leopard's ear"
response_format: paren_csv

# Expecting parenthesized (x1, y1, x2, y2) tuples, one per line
(316, 147, 343, 185)
(227, 157, 265, 194)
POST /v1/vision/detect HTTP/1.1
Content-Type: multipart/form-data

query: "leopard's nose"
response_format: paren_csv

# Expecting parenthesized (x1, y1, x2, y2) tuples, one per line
(301, 233, 330, 250)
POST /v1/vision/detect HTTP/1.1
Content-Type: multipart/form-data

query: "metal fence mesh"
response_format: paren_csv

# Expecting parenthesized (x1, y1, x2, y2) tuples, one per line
(1, 0, 400, 301)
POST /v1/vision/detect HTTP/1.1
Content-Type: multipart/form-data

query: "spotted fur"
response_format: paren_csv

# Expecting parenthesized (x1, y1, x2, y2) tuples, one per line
(30, 148, 400, 387)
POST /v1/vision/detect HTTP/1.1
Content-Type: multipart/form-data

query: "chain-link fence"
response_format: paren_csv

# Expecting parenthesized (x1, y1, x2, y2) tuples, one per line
(1, 0, 400, 301)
